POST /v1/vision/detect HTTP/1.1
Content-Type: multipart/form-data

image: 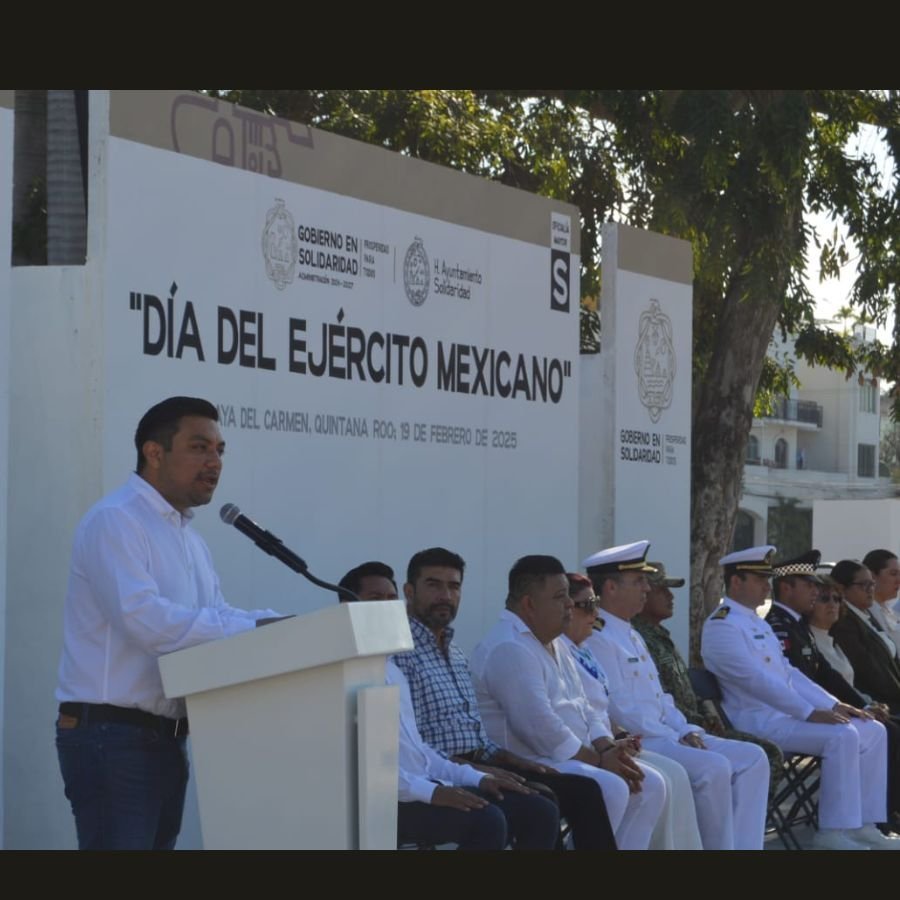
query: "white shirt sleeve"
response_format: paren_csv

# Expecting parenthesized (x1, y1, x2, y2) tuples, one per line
(78, 506, 267, 655)
(386, 660, 484, 803)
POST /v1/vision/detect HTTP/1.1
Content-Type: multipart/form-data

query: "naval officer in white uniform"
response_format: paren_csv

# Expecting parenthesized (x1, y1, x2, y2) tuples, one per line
(585, 540, 770, 850)
(702, 545, 899, 851)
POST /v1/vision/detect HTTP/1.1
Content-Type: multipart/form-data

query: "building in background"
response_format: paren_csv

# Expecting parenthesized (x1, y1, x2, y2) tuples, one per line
(736, 328, 895, 558)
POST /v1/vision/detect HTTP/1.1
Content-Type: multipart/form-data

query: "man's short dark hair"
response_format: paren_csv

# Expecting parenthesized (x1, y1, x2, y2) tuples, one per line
(589, 571, 622, 596)
(406, 548, 465, 586)
(339, 561, 397, 600)
(723, 567, 752, 592)
(863, 549, 897, 576)
(135, 396, 218, 473)
(772, 575, 794, 600)
(830, 559, 865, 588)
(507, 555, 566, 607)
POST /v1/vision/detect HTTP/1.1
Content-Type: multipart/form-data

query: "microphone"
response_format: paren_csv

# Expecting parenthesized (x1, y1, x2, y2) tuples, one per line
(220, 503, 308, 574)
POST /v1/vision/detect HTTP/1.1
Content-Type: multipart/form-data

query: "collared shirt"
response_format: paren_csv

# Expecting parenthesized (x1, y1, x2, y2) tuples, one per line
(632, 617, 706, 727)
(559, 634, 615, 738)
(701, 597, 836, 731)
(870, 602, 900, 658)
(587, 610, 698, 740)
(846, 601, 897, 655)
(392, 617, 501, 760)
(809, 625, 864, 693)
(56, 474, 280, 718)
(386, 658, 483, 804)
(470, 610, 609, 763)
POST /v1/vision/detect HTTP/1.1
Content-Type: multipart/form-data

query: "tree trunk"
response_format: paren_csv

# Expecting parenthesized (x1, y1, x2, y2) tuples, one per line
(688, 212, 803, 664)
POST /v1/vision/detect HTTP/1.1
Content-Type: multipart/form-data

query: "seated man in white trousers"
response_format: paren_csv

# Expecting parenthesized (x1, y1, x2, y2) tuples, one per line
(702, 545, 898, 851)
(471, 554, 667, 850)
(585, 541, 770, 851)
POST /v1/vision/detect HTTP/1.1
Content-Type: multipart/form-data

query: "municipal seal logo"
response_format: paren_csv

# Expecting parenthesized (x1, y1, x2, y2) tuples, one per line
(403, 237, 430, 307)
(634, 299, 676, 423)
(261, 199, 297, 290)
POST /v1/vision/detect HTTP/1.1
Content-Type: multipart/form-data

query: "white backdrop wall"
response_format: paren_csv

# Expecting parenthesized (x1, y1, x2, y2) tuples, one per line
(4, 91, 582, 848)
(588, 223, 693, 654)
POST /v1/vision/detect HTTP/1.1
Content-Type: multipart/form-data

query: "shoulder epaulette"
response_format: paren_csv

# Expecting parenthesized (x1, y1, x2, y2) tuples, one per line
(711, 605, 731, 621)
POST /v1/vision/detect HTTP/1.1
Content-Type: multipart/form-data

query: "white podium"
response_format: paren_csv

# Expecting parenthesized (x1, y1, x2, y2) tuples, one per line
(158, 599, 413, 849)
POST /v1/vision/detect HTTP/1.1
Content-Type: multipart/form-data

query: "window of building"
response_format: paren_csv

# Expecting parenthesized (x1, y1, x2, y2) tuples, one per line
(774, 438, 788, 469)
(733, 511, 755, 551)
(858, 443, 876, 478)
(746, 435, 760, 464)
(12, 90, 88, 266)
(767, 502, 812, 559)
(860, 380, 877, 414)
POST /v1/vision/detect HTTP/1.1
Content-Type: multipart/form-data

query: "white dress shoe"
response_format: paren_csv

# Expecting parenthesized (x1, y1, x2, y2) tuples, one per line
(811, 829, 870, 851)
(849, 824, 900, 850)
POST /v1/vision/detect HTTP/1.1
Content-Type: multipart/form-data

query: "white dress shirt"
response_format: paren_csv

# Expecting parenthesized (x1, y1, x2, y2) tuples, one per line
(470, 610, 609, 762)
(386, 658, 483, 804)
(850, 601, 899, 656)
(56, 474, 280, 718)
(586, 611, 699, 741)
(559, 633, 615, 737)
(809, 625, 857, 684)
(871, 601, 900, 657)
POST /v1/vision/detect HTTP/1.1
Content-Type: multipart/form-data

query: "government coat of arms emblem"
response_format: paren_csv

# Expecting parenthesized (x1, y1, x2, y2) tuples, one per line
(403, 237, 430, 307)
(634, 299, 676, 423)
(261, 199, 297, 290)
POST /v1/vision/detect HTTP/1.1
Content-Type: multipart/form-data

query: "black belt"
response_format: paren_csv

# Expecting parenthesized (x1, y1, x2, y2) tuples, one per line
(58, 702, 188, 738)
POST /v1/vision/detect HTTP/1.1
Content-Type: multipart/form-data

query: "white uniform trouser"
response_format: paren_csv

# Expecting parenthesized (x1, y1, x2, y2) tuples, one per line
(641, 734, 769, 850)
(763, 717, 887, 830)
(541, 757, 666, 850)
(640, 749, 703, 850)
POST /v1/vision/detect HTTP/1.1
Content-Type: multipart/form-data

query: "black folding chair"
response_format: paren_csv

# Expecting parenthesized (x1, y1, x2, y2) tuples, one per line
(688, 666, 820, 850)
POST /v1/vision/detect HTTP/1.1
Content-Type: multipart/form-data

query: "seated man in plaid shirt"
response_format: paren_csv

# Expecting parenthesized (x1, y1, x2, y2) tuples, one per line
(392, 547, 618, 850)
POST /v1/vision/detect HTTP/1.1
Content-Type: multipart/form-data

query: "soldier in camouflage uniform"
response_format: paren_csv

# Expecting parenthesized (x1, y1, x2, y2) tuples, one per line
(632, 562, 784, 799)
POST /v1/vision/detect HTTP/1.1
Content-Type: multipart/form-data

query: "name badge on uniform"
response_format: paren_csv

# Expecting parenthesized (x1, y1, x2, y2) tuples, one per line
(753, 634, 765, 640)
(801, 647, 813, 656)
(627, 657, 639, 663)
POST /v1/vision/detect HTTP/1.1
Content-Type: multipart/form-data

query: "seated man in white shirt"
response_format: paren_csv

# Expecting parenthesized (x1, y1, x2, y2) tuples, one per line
(585, 540, 770, 851)
(702, 545, 898, 851)
(471, 554, 667, 850)
(340, 562, 560, 851)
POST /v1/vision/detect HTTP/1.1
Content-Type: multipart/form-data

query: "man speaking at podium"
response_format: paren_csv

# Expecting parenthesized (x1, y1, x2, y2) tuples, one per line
(55, 396, 284, 850)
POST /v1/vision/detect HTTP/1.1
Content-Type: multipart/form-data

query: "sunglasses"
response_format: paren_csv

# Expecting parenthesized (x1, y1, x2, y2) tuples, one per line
(573, 597, 600, 612)
(815, 594, 842, 605)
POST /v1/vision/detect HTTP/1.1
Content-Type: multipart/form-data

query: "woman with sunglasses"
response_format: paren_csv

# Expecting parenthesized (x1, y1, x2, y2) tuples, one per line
(808, 578, 872, 696)
(560, 573, 703, 850)
(831, 560, 900, 716)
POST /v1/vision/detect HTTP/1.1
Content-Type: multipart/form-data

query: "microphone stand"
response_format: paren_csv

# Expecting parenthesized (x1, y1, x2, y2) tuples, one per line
(233, 528, 359, 603)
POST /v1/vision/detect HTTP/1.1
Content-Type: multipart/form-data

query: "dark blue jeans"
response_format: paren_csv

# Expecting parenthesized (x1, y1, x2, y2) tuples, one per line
(398, 792, 508, 850)
(56, 721, 189, 850)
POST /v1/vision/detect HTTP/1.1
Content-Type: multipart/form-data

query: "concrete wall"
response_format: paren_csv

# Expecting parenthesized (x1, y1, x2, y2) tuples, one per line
(813, 498, 900, 563)
(3, 90, 583, 848)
